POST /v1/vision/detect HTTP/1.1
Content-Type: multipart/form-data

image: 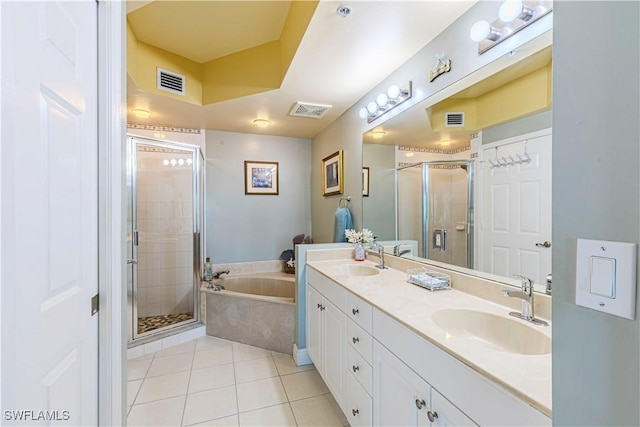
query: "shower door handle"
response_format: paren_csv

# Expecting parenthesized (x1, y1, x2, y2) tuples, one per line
(133, 230, 139, 246)
(127, 259, 138, 265)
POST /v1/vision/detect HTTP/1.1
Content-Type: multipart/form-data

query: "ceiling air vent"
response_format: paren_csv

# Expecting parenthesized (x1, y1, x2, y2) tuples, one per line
(157, 68, 186, 96)
(445, 112, 465, 127)
(289, 102, 332, 119)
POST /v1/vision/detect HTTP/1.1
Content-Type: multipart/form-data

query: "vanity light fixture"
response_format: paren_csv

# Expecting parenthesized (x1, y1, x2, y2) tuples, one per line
(253, 119, 271, 128)
(470, 0, 552, 55)
(131, 108, 151, 119)
(358, 82, 412, 123)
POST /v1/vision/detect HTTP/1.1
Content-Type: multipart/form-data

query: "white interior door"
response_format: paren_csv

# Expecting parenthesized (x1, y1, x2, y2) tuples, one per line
(1, 1, 98, 424)
(480, 132, 552, 285)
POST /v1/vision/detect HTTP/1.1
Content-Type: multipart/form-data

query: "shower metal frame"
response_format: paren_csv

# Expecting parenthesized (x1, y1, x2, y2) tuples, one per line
(395, 159, 474, 268)
(127, 136, 204, 343)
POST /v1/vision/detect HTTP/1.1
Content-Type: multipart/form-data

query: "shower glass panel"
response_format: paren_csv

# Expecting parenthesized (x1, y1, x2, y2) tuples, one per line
(397, 163, 425, 257)
(127, 137, 202, 342)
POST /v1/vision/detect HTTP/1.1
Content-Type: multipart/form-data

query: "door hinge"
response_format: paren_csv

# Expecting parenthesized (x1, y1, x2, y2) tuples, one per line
(91, 294, 99, 316)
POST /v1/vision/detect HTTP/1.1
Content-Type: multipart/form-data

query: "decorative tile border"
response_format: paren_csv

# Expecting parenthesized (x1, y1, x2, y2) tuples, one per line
(127, 123, 202, 134)
(398, 145, 470, 155)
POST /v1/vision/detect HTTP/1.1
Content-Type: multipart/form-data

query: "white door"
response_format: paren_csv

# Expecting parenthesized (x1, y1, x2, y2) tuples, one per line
(480, 133, 552, 285)
(1, 1, 98, 424)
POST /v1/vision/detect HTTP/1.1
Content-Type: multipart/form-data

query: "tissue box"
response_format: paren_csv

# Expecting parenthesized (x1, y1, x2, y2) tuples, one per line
(407, 268, 451, 291)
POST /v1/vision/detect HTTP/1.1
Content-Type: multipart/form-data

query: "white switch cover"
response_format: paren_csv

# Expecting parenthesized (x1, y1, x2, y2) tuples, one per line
(576, 239, 637, 320)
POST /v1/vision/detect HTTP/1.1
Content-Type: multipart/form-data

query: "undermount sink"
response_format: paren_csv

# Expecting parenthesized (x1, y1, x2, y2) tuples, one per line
(346, 264, 380, 277)
(431, 308, 551, 356)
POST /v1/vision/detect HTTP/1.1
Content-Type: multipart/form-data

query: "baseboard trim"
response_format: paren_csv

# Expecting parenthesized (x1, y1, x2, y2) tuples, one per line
(293, 343, 313, 366)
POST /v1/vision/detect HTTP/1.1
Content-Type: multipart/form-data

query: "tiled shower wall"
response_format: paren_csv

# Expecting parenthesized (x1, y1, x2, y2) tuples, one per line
(136, 151, 194, 318)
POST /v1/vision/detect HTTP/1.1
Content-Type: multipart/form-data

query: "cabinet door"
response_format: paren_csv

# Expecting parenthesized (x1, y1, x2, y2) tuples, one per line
(307, 285, 323, 371)
(373, 341, 430, 427)
(324, 298, 347, 410)
(430, 389, 478, 427)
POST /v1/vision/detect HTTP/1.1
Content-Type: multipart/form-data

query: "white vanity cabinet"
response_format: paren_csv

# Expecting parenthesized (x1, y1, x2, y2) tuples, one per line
(306, 270, 347, 410)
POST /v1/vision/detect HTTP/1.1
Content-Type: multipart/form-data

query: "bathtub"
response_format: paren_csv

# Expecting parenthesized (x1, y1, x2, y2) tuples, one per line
(201, 273, 296, 355)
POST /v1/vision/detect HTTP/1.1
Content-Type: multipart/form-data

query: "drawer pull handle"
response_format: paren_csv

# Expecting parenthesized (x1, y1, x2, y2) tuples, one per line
(352, 337, 359, 344)
(352, 365, 359, 372)
(415, 398, 426, 410)
(352, 409, 359, 417)
(427, 411, 438, 422)
(352, 308, 359, 315)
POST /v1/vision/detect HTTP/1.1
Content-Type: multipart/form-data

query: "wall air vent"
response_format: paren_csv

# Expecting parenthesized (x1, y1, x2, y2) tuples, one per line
(289, 102, 332, 119)
(445, 112, 465, 127)
(157, 68, 186, 96)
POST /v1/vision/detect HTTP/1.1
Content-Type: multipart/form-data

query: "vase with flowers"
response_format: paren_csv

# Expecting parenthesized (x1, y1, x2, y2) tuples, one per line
(345, 228, 374, 261)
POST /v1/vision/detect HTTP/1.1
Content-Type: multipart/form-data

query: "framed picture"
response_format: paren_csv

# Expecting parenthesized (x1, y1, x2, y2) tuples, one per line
(362, 167, 370, 197)
(322, 150, 343, 196)
(244, 161, 279, 195)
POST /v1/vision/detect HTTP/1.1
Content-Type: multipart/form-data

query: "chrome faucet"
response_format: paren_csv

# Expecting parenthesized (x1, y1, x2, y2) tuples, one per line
(502, 275, 548, 326)
(370, 240, 387, 270)
(212, 270, 230, 279)
(393, 243, 411, 257)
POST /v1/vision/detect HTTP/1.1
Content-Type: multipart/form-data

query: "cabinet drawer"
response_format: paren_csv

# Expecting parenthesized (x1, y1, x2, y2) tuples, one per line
(307, 267, 345, 312)
(346, 345, 372, 395)
(346, 371, 372, 427)
(347, 319, 372, 364)
(346, 291, 372, 332)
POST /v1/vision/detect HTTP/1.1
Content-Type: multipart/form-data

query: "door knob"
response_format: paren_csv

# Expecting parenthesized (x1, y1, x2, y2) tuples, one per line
(535, 241, 551, 248)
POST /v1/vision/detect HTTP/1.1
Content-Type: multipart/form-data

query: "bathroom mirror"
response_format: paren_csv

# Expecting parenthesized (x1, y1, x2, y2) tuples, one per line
(362, 38, 552, 293)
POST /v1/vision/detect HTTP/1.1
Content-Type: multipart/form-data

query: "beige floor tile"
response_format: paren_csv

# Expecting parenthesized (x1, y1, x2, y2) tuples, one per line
(236, 377, 288, 413)
(189, 364, 235, 394)
(272, 353, 315, 376)
(155, 341, 196, 359)
(182, 385, 238, 426)
(234, 357, 278, 384)
(233, 343, 272, 362)
(290, 393, 348, 427)
(238, 403, 297, 427)
(130, 352, 155, 361)
(127, 380, 143, 406)
(187, 415, 239, 427)
(193, 347, 234, 369)
(147, 352, 194, 377)
(128, 358, 153, 381)
(281, 370, 329, 401)
(196, 336, 234, 352)
(127, 395, 185, 427)
(135, 371, 190, 404)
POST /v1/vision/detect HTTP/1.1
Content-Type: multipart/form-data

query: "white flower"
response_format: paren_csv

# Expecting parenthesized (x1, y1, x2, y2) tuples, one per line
(345, 228, 375, 244)
(361, 228, 374, 243)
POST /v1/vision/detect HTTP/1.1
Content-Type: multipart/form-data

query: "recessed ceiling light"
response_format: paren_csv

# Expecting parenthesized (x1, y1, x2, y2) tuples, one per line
(440, 140, 451, 147)
(253, 119, 271, 128)
(131, 108, 151, 119)
(372, 131, 386, 139)
(405, 152, 415, 158)
(337, 5, 352, 18)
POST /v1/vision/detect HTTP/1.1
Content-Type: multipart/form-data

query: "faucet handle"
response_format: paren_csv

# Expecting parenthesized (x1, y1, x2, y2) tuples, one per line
(512, 274, 533, 293)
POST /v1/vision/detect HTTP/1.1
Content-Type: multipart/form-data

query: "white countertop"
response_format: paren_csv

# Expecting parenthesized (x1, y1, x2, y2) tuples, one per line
(307, 258, 552, 418)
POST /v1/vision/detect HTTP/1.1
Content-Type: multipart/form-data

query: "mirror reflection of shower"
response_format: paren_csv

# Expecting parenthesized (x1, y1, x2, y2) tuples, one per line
(396, 160, 473, 269)
(127, 137, 204, 342)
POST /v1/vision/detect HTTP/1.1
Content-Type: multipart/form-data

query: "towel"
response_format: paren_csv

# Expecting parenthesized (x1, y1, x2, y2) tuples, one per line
(333, 207, 353, 243)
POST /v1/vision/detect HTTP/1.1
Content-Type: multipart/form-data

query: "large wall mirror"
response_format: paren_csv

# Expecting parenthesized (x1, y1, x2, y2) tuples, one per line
(362, 35, 552, 293)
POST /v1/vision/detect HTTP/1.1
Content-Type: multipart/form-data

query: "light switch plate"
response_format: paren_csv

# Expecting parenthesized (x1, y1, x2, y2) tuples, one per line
(576, 239, 637, 320)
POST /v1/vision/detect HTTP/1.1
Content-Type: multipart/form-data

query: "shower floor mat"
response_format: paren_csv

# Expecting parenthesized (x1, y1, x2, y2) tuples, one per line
(138, 312, 194, 334)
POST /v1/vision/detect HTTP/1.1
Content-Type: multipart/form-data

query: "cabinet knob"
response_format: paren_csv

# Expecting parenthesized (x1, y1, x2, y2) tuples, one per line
(352, 308, 359, 315)
(317, 303, 322, 309)
(415, 398, 426, 410)
(427, 410, 438, 422)
(352, 365, 359, 372)
(352, 409, 359, 417)
(352, 337, 359, 344)
(320, 305, 325, 311)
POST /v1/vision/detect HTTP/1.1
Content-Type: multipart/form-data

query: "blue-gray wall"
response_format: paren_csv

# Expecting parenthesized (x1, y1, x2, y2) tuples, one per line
(363, 143, 396, 240)
(482, 109, 552, 144)
(553, 2, 640, 425)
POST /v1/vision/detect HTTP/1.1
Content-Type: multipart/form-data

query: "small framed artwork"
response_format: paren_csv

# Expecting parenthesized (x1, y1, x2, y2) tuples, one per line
(322, 150, 343, 196)
(362, 167, 370, 197)
(244, 161, 279, 195)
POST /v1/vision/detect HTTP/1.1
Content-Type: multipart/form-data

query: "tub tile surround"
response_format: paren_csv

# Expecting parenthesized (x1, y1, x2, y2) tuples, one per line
(305, 248, 552, 417)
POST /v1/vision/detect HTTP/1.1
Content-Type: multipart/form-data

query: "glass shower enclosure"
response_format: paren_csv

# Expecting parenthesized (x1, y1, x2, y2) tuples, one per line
(396, 160, 473, 269)
(127, 136, 204, 342)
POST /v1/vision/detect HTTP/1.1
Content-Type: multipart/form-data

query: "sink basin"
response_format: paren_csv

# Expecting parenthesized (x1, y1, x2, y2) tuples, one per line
(346, 265, 380, 277)
(431, 308, 551, 356)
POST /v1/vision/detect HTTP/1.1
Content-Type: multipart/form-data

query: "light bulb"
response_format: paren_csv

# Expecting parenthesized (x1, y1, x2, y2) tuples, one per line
(499, 0, 523, 22)
(170, 159, 177, 166)
(387, 85, 401, 100)
(359, 107, 368, 119)
(186, 158, 193, 165)
(469, 20, 491, 42)
(163, 159, 169, 166)
(376, 93, 389, 107)
(367, 101, 378, 115)
(178, 159, 185, 166)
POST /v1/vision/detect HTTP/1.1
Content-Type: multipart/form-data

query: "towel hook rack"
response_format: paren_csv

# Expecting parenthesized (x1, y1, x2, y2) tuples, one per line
(338, 195, 351, 207)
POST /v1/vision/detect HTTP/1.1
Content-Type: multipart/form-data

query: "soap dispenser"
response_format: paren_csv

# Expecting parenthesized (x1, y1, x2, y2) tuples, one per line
(203, 257, 213, 282)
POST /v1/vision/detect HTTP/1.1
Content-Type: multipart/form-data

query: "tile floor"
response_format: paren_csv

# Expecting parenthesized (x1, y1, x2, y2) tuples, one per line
(127, 336, 349, 427)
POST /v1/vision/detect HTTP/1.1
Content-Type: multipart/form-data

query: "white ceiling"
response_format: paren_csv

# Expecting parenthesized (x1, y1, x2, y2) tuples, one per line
(127, 1, 477, 139)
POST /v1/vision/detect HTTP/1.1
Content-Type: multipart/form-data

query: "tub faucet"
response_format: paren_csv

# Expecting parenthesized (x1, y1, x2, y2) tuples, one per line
(212, 270, 229, 279)
(502, 275, 548, 326)
(393, 243, 411, 257)
(371, 240, 387, 270)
